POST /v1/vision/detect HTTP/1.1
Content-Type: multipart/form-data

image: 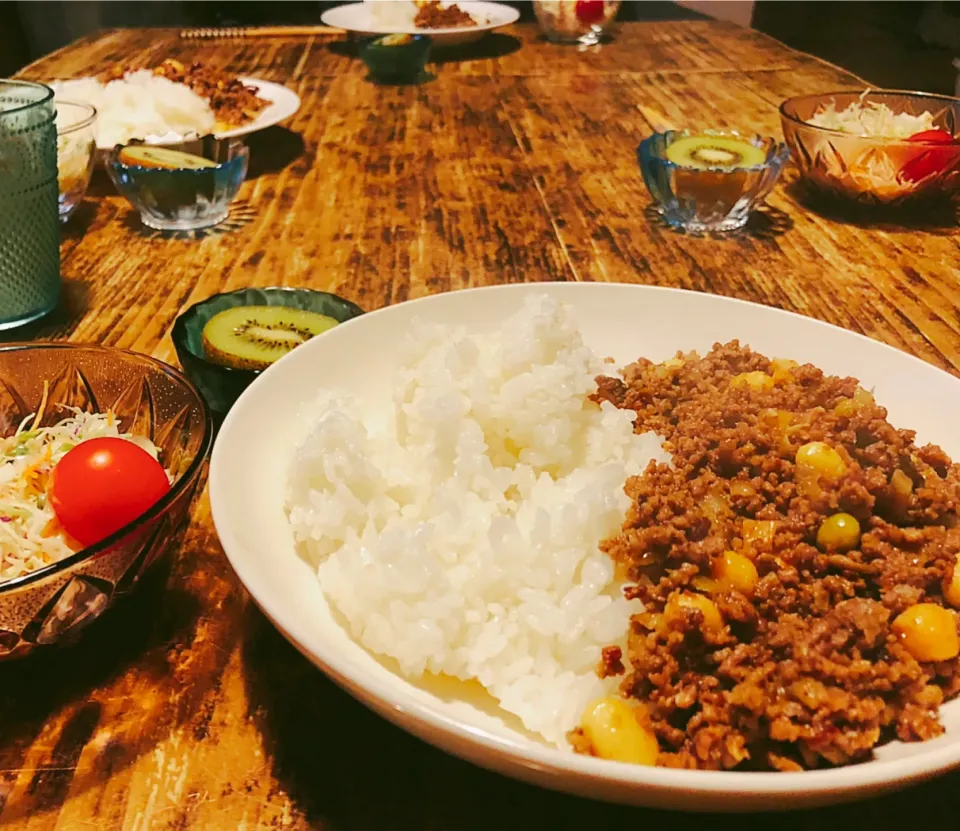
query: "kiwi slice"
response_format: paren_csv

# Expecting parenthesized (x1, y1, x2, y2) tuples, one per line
(665, 135, 766, 170)
(201, 306, 339, 371)
(119, 146, 217, 170)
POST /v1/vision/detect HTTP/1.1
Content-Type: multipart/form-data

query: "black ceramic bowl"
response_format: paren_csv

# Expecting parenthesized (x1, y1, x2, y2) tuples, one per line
(172, 287, 364, 419)
(360, 34, 432, 83)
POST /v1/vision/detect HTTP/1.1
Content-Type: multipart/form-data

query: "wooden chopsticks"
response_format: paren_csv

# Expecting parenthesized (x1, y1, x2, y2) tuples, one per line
(179, 25, 344, 40)
(637, 105, 676, 133)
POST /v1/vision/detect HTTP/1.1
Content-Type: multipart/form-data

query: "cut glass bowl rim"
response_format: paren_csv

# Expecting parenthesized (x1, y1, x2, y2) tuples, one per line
(779, 88, 960, 144)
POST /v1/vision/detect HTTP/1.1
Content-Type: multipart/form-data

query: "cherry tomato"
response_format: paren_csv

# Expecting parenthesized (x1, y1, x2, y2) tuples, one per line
(575, 0, 606, 25)
(907, 129, 956, 144)
(50, 437, 170, 547)
(901, 128, 960, 183)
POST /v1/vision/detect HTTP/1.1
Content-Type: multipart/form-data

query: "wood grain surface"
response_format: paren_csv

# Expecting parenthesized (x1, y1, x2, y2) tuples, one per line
(4, 20, 959, 830)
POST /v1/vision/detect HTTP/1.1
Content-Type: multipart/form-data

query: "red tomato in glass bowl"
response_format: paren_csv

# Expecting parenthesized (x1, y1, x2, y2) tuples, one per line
(900, 129, 960, 183)
(575, 0, 606, 25)
(50, 437, 170, 547)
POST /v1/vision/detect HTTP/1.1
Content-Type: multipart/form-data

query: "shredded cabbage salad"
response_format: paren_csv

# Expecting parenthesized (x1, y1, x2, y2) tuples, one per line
(808, 92, 937, 139)
(0, 409, 162, 583)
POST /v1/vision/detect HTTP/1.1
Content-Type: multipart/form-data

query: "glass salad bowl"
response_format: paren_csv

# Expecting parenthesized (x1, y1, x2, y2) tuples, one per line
(0, 344, 212, 659)
(780, 90, 960, 207)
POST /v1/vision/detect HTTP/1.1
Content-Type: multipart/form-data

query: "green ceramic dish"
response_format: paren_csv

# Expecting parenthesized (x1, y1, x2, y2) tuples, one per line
(172, 287, 364, 418)
(360, 34, 432, 84)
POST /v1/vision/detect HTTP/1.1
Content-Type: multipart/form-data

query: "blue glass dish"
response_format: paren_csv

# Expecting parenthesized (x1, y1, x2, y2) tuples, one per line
(106, 137, 249, 231)
(638, 130, 789, 233)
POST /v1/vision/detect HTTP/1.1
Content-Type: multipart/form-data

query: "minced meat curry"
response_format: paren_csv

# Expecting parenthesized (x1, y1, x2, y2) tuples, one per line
(571, 341, 960, 771)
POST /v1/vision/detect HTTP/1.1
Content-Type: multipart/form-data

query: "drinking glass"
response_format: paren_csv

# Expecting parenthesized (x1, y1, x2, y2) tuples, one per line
(55, 100, 97, 223)
(0, 80, 60, 330)
(533, 1, 622, 45)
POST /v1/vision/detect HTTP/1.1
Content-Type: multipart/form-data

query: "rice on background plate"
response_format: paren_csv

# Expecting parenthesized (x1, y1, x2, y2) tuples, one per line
(286, 294, 668, 746)
(51, 72, 216, 147)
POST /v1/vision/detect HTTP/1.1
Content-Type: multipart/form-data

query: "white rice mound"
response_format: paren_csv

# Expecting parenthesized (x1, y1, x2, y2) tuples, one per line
(51, 72, 216, 147)
(285, 294, 669, 747)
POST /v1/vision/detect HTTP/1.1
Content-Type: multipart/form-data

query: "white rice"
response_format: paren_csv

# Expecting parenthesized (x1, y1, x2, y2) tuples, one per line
(285, 294, 668, 747)
(50, 72, 215, 147)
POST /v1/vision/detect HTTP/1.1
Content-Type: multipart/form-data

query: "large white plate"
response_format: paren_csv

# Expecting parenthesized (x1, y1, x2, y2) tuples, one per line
(52, 76, 300, 151)
(209, 283, 960, 812)
(321, 1, 520, 46)
(215, 78, 301, 142)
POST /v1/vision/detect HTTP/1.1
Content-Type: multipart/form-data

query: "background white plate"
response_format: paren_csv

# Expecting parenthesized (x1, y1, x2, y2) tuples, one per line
(52, 76, 300, 151)
(321, 1, 520, 46)
(209, 283, 960, 812)
(215, 78, 301, 143)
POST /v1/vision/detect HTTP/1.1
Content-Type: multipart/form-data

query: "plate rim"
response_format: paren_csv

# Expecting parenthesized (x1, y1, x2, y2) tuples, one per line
(320, 0, 521, 36)
(210, 282, 960, 805)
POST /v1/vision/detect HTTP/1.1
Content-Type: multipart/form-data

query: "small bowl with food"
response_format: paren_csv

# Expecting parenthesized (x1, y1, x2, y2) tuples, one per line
(0, 343, 211, 658)
(360, 34, 432, 84)
(55, 100, 97, 223)
(779, 89, 960, 207)
(172, 287, 365, 420)
(533, 0, 621, 45)
(105, 137, 248, 232)
(638, 130, 789, 233)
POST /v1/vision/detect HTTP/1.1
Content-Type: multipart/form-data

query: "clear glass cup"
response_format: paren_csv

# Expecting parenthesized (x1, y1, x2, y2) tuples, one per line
(533, 0, 622, 45)
(55, 100, 97, 223)
(0, 80, 60, 330)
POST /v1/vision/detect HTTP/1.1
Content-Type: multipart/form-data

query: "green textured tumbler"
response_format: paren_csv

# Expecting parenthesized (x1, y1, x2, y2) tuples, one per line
(0, 80, 60, 330)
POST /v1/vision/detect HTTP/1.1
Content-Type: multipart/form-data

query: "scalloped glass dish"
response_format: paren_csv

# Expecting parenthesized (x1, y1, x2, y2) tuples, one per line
(0, 344, 211, 658)
(638, 130, 789, 233)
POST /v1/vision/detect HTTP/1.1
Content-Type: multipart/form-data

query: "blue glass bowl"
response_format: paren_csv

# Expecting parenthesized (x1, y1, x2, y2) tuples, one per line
(172, 287, 364, 419)
(637, 131, 790, 233)
(106, 138, 249, 231)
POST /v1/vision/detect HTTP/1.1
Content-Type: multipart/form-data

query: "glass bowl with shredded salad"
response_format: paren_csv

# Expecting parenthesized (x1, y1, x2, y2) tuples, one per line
(780, 89, 960, 205)
(0, 409, 169, 584)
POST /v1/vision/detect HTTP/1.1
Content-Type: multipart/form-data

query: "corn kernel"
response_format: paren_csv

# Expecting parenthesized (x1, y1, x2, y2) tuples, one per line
(770, 358, 798, 384)
(834, 398, 857, 418)
(892, 603, 960, 662)
(580, 697, 659, 766)
(731, 371, 774, 391)
(742, 519, 777, 556)
(816, 513, 861, 553)
(712, 550, 759, 595)
(795, 441, 847, 481)
(667, 591, 724, 635)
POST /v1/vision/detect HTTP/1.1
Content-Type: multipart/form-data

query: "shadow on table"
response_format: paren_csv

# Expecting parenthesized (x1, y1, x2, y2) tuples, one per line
(239, 603, 960, 830)
(326, 32, 522, 64)
(643, 203, 794, 241)
(431, 33, 523, 63)
(0, 277, 91, 344)
(784, 179, 960, 236)
(0, 556, 202, 820)
(246, 127, 306, 178)
(60, 201, 99, 242)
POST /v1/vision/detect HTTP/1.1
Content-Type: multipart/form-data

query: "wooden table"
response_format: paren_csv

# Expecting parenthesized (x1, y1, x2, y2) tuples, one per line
(6, 20, 960, 830)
